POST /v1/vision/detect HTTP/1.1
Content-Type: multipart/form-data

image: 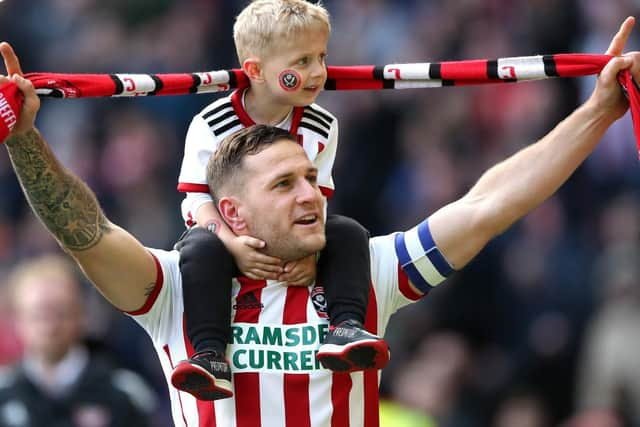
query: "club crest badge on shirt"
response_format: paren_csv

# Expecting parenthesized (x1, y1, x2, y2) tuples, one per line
(311, 285, 328, 319)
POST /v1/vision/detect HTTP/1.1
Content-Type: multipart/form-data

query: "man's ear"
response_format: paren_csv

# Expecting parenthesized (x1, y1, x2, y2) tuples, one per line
(218, 197, 247, 233)
(243, 58, 264, 82)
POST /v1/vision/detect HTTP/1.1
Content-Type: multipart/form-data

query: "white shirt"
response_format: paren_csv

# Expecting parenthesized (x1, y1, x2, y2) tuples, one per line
(177, 89, 339, 226)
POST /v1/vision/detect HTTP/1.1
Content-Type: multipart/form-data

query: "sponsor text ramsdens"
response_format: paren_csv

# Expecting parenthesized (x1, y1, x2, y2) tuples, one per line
(229, 322, 329, 373)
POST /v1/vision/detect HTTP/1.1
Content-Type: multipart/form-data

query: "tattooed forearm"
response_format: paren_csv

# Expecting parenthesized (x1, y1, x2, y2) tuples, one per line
(5, 129, 111, 250)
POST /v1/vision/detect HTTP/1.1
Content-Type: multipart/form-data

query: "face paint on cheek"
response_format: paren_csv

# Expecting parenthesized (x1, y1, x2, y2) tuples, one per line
(278, 69, 302, 91)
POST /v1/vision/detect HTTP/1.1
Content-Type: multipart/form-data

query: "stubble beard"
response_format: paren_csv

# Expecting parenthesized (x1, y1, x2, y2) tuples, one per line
(253, 224, 326, 261)
(266, 233, 325, 261)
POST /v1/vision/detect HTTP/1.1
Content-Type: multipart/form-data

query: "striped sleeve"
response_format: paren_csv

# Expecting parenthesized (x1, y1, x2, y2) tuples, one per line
(127, 248, 182, 342)
(177, 113, 218, 193)
(306, 104, 337, 198)
(177, 98, 233, 224)
(369, 220, 456, 333)
(393, 219, 454, 294)
(180, 192, 214, 227)
(177, 95, 239, 195)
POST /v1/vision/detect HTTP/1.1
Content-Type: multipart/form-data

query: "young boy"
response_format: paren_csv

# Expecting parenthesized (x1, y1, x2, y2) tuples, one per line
(170, 0, 389, 401)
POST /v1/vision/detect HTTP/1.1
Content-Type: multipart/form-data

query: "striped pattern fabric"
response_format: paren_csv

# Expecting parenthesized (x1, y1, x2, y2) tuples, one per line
(136, 235, 409, 427)
(393, 220, 453, 294)
(26, 54, 612, 97)
(324, 54, 611, 89)
(202, 100, 242, 138)
(176, 90, 337, 225)
(24, 53, 640, 154)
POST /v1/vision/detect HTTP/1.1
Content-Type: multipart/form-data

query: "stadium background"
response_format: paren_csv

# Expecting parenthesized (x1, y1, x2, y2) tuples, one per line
(2, 0, 640, 425)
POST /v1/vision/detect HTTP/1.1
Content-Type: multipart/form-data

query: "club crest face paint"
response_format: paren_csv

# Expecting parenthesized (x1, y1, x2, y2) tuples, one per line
(279, 69, 301, 91)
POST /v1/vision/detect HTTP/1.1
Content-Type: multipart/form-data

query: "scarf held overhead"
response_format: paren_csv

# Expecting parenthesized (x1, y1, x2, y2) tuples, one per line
(19, 53, 640, 154)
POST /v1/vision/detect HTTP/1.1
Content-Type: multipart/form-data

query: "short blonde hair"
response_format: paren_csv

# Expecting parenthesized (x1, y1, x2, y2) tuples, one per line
(233, 0, 331, 63)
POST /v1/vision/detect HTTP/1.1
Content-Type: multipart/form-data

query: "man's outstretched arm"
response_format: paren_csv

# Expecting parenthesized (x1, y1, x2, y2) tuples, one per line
(5, 128, 109, 251)
(428, 17, 640, 271)
(1, 42, 157, 312)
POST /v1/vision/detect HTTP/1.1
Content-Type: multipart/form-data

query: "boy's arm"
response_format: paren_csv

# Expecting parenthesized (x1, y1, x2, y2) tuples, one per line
(195, 198, 284, 280)
(1, 46, 156, 312)
(193, 199, 234, 241)
(177, 108, 245, 246)
(177, 114, 218, 224)
(178, 111, 283, 279)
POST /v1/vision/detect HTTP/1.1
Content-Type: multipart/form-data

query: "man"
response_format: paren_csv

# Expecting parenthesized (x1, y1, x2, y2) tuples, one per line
(0, 16, 639, 426)
(0, 255, 156, 427)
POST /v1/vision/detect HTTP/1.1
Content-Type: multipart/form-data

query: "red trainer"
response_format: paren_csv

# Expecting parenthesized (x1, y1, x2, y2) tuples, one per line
(170, 350, 233, 401)
(316, 319, 390, 372)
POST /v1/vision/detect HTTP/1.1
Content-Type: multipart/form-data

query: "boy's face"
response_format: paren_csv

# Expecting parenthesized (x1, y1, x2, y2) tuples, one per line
(259, 28, 329, 106)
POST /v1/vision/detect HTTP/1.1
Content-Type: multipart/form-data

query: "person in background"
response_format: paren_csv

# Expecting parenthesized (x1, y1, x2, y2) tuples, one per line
(0, 255, 156, 427)
(574, 242, 640, 425)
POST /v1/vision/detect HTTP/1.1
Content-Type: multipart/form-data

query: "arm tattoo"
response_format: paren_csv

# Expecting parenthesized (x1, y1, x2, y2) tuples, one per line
(5, 129, 110, 251)
(144, 283, 157, 297)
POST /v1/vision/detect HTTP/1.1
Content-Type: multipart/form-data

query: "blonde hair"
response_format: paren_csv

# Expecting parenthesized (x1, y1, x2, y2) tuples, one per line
(7, 254, 80, 306)
(233, 0, 331, 63)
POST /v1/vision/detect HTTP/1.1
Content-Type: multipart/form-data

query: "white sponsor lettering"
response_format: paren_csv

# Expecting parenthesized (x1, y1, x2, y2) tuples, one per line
(229, 322, 330, 373)
(0, 94, 17, 131)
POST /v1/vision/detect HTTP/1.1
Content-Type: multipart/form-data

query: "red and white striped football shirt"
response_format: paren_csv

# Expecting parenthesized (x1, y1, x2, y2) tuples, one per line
(129, 232, 427, 427)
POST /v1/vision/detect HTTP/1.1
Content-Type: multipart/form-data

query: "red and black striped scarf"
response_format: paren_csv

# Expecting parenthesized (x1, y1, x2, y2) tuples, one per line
(22, 53, 640, 154)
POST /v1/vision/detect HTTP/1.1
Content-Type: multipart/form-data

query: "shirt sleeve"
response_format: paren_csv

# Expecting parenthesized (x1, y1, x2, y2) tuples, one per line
(369, 219, 455, 334)
(181, 192, 214, 226)
(127, 248, 182, 345)
(314, 116, 338, 198)
(177, 114, 219, 193)
(368, 233, 421, 332)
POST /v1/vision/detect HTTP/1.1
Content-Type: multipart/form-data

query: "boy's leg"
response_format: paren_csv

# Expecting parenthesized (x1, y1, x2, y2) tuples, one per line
(316, 215, 390, 372)
(170, 227, 234, 401)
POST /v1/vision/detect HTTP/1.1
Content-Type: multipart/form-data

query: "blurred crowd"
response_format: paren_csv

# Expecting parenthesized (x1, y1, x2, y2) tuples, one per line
(1, 0, 640, 426)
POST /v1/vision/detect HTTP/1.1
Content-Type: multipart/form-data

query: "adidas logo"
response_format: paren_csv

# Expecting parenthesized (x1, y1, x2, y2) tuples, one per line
(233, 291, 264, 310)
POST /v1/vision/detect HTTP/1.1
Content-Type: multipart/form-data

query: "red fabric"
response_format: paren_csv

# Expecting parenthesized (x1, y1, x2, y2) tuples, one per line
(440, 59, 490, 80)
(617, 69, 640, 157)
(363, 285, 380, 427)
(553, 54, 612, 77)
(0, 82, 22, 143)
(24, 54, 620, 94)
(21, 54, 640, 155)
(24, 54, 617, 95)
(181, 316, 217, 426)
(282, 287, 311, 427)
(232, 277, 266, 427)
(26, 73, 116, 97)
(328, 79, 385, 90)
(326, 65, 376, 80)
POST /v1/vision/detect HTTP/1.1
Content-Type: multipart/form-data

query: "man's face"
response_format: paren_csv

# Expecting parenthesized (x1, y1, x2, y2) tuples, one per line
(233, 139, 326, 260)
(14, 277, 82, 364)
(259, 28, 329, 107)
